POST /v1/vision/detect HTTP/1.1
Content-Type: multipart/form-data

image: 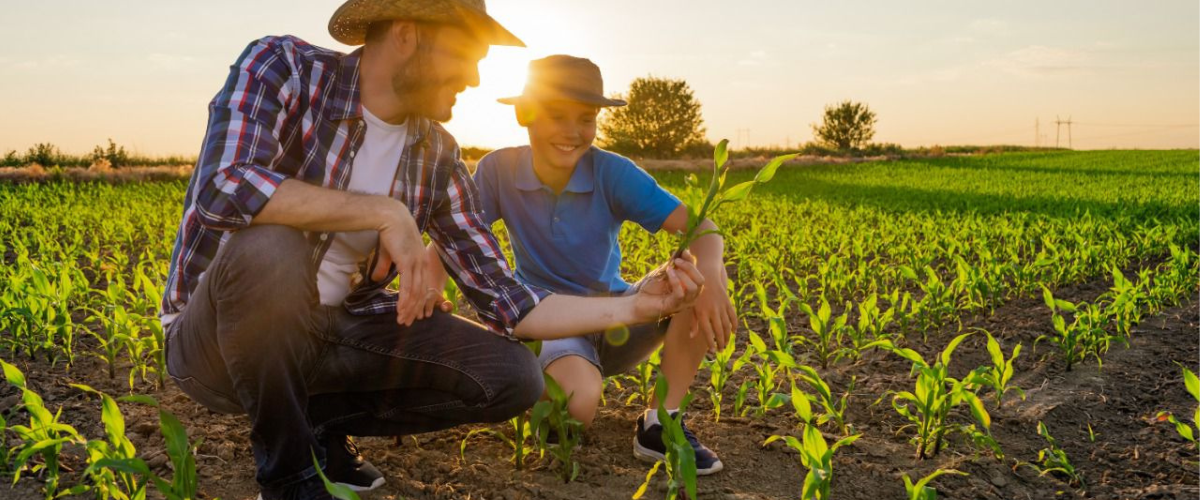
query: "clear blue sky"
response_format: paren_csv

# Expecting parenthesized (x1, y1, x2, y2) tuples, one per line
(0, 0, 1196, 156)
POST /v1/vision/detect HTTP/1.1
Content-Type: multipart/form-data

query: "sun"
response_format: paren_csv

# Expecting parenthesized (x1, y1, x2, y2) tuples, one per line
(446, 47, 535, 149)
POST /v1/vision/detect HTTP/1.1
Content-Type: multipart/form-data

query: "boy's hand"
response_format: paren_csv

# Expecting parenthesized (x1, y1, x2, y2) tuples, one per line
(633, 251, 705, 323)
(689, 264, 737, 353)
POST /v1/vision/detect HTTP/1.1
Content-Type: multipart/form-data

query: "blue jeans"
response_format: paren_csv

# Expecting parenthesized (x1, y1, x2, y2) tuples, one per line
(164, 225, 543, 496)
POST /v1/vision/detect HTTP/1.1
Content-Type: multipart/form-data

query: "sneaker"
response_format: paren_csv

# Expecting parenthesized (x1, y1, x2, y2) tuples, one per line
(633, 413, 724, 475)
(324, 434, 385, 492)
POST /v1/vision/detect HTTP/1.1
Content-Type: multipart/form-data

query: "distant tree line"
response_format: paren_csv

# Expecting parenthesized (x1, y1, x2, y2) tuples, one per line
(2, 140, 196, 168)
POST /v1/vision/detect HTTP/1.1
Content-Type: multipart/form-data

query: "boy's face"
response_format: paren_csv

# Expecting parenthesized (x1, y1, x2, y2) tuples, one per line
(523, 99, 599, 172)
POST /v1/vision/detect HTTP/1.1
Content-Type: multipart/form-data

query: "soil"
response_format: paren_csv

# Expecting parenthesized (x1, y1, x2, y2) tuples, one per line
(2, 279, 1197, 500)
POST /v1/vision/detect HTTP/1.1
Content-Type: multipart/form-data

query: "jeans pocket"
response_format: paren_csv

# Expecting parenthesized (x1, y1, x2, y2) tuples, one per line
(169, 374, 244, 415)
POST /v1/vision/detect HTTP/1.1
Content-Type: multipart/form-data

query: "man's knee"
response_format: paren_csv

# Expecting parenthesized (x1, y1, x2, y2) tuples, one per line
(484, 343, 544, 421)
(214, 225, 314, 295)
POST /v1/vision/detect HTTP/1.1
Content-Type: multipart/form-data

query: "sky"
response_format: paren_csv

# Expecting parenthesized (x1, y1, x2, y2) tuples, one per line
(0, 0, 1196, 156)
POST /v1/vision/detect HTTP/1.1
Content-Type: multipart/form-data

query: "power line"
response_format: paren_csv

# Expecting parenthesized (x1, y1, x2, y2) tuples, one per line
(1072, 122, 1199, 128)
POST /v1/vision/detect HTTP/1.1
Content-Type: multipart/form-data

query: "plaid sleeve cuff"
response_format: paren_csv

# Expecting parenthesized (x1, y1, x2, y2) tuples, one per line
(230, 165, 289, 226)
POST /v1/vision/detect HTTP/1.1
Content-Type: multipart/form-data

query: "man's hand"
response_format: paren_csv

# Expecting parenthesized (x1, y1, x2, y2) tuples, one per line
(372, 208, 430, 326)
(633, 251, 705, 324)
(689, 264, 737, 353)
(419, 244, 453, 318)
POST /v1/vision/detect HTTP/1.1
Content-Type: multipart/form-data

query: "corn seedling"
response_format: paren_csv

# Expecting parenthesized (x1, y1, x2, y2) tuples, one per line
(964, 329, 1024, 409)
(312, 449, 361, 500)
(2, 360, 88, 499)
(624, 348, 662, 407)
(902, 469, 967, 500)
(633, 376, 697, 500)
(530, 374, 584, 483)
(73, 384, 148, 500)
(705, 330, 752, 422)
(1036, 287, 1119, 371)
(746, 331, 794, 417)
(93, 395, 201, 500)
(1022, 421, 1084, 488)
(797, 296, 851, 369)
(793, 365, 855, 436)
(1156, 366, 1199, 448)
(877, 332, 992, 459)
(763, 395, 861, 500)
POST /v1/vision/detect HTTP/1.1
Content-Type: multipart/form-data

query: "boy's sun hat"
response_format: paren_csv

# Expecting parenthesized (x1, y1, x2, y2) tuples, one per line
(498, 55, 627, 107)
(329, 0, 524, 47)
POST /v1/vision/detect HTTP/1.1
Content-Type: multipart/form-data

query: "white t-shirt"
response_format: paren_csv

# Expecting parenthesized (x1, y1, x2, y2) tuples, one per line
(316, 107, 408, 306)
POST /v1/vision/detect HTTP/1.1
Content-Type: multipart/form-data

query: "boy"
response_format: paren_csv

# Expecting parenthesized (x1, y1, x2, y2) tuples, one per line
(466, 55, 735, 475)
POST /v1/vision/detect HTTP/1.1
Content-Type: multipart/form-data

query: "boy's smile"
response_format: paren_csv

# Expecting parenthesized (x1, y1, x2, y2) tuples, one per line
(522, 99, 600, 189)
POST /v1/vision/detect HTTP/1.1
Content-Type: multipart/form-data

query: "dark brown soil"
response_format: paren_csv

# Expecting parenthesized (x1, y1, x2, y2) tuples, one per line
(2, 282, 1197, 500)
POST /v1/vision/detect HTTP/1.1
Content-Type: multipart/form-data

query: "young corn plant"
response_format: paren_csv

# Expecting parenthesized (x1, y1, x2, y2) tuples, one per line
(746, 331, 795, 418)
(530, 374, 584, 483)
(1022, 421, 1084, 488)
(1036, 287, 1119, 371)
(633, 376, 697, 500)
(92, 395, 201, 500)
(797, 296, 851, 369)
(753, 281, 796, 354)
(848, 292, 895, 352)
(902, 469, 967, 500)
(73, 384, 148, 500)
(764, 393, 861, 500)
(624, 348, 662, 407)
(793, 365, 855, 436)
(1156, 366, 1199, 448)
(671, 139, 797, 257)
(460, 411, 539, 470)
(312, 450, 361, 500)
(2, 359, 88, 500)
(877, 332, 992, 459)
(963, 329, 1024, 409)
(704, 331, 752, 422)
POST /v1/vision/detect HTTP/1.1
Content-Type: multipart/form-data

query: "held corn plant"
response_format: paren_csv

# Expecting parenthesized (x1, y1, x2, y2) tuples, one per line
(670, 139, 797, 257)
(2, 360, 89, 500)
(763, 387, 861, 500)
(877, 332, 993, 459)
(633, 376, 697, 500)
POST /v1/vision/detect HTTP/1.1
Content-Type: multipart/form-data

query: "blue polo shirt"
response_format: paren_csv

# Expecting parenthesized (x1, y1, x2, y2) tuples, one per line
(473, 146, 682, 295)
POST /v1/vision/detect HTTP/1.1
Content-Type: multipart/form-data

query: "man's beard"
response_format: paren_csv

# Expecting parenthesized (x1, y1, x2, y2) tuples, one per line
(391, 54, 458, 122)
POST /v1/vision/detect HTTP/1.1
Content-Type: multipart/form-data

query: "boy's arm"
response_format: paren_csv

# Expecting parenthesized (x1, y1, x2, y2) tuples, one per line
(660, 205, 737, 352)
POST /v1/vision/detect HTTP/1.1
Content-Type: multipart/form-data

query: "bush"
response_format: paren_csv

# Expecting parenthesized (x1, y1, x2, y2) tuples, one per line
(91, 139, 130, 168)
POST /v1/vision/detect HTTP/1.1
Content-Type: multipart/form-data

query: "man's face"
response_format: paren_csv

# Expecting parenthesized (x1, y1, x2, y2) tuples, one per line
(523, 99, 599, 172)
(392, 26, 488, 122)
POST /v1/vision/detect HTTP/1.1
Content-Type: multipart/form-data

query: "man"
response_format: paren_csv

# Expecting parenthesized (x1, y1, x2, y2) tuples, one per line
(160, 1, 704, 499)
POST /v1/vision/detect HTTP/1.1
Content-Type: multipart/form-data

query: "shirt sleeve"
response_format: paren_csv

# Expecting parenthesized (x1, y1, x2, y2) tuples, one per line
(192, 38, 294, 231)
(428, 157, 551, 337)
(471, 153, 502, 226)
(607, 157, 682, 233)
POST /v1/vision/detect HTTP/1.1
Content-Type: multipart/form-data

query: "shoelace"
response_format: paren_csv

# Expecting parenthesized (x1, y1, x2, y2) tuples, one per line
(343, 436, 360, 457)
(678, 419, 705, 451)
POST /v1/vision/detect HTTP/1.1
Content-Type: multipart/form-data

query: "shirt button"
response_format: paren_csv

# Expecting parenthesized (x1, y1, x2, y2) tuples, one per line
(320, 234, 329, 241)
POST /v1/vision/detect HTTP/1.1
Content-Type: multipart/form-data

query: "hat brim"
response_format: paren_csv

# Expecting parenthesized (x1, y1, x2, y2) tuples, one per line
(497, 91, 626, 108)
(329, 0, 525, 47)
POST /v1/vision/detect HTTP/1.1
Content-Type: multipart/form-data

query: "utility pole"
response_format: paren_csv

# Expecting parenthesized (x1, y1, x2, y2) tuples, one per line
(1035, 118, 1040, 148)
(1054, 116, 1073, 149)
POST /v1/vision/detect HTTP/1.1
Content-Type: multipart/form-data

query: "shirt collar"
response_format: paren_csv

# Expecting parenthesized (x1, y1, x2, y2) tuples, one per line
(515, 147, 595, 193)
(329, 48, 432, 148)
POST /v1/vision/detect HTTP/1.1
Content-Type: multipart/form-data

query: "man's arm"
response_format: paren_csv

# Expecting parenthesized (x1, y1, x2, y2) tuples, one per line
(512, 255, 705, 340)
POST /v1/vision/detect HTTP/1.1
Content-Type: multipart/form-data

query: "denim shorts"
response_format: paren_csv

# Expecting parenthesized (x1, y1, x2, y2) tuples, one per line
(537, 279, 671, 377)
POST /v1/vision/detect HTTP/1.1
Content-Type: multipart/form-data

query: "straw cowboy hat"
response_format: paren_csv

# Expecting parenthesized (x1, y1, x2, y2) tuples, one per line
(329, 0, 524, 47)
(498, 55, 627, 108)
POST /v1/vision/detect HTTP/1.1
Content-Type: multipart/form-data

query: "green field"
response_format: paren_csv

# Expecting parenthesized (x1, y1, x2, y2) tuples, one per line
(0, 150, 1197, 499)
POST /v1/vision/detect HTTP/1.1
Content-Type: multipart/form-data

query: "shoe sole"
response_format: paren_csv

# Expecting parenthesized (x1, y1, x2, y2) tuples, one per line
(340, 476, 386, 492)
(257, 477, 385, 500)
(632, 437, 724, 476)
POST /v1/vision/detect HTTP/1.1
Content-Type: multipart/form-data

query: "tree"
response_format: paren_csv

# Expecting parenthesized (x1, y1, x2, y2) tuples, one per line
(599, 76, 709, 159)
(811, 100, 877, 151)
(91, 138, 130, 168)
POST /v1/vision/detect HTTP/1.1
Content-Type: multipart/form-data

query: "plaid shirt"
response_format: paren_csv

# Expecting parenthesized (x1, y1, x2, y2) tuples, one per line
(162, 35, 549, 337)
